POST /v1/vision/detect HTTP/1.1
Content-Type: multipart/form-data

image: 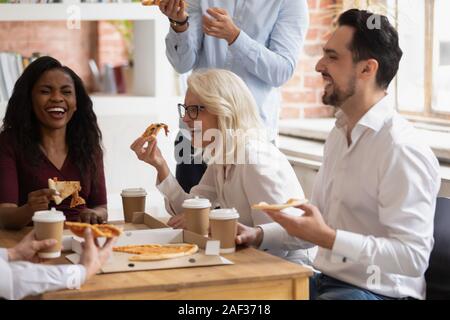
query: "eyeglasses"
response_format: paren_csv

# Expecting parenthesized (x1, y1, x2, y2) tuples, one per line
(177, 103, 205, 120)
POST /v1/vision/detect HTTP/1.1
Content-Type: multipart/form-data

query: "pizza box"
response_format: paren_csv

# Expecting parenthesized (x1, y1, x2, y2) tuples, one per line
(63, 212, 169, 253)
(129, 211, 172, 229)
(65, 215, 233, 273)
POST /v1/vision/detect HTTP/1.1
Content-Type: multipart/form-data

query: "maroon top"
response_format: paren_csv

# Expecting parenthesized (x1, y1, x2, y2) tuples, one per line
(0, 132, 107, 222)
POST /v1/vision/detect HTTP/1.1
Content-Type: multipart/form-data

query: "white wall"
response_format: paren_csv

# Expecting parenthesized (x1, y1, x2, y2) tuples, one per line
(92, 96, 182, 221)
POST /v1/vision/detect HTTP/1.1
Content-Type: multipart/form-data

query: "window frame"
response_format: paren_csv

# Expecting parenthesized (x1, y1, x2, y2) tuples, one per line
(394, 0, 450, 121)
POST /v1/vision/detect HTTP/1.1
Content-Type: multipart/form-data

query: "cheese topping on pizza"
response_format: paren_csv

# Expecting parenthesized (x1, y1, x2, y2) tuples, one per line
(141, 123, 169, 140)
(113, 243, 199, 261)
(251, 198, 309, 211)
(65, 221, 123, 238)
(141, 0, 161, 5)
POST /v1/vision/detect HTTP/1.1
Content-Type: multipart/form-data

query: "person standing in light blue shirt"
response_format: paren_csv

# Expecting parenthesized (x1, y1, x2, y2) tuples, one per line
(158, 0, 309, 193)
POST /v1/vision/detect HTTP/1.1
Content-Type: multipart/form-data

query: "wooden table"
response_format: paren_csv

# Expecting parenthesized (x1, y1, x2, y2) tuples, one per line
(0, 227, 313, 300)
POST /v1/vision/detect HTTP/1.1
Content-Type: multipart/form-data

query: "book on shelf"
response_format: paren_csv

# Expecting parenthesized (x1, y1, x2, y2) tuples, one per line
(113, 65, 126, 94)
(0, 52, 27, 103)
(89, 59, 133, 95)
(102, 64, 117, 94)
(0, 1, 63, 3)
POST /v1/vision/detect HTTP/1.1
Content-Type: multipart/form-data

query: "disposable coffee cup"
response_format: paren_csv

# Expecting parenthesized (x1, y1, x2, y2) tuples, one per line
(32, 208, 66, 258)
(121, 188, 147, 223)
(182, 197, 211, 236)
(209, 208, 240, 254)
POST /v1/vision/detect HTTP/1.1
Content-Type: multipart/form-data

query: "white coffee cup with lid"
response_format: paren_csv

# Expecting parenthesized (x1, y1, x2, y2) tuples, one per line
(32, 208, 66, 258)
(209, 208, 240, 253)
(182, 196, 211, 236)
(121, 188, 147, 223)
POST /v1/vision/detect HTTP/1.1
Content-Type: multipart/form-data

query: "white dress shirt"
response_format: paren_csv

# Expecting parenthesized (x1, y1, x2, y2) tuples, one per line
(311, 97, 441, 300)
(157, 140, 316, 265)
(166, 0, 309, 140)
(0, 248, 86, 300)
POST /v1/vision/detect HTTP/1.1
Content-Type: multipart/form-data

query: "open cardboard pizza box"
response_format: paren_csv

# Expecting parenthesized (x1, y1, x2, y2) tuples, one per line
(65, 212, 234, 273)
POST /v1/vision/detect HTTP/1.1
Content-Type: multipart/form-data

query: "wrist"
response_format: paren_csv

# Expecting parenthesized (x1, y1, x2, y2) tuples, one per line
(169, 14, 189, 25)
(156, 161, 170, 183)
(83, 263, 98, 280)
(169, 15, 189, 32)
(227, 28, 240, 45)
(254, 226, 263, 248)
(24, 203, 34, 216)
(7, 248, 18, 261)
(172, 23, 189, 33)
(321, 227, 337, 250)
(155, 160, 168, 173)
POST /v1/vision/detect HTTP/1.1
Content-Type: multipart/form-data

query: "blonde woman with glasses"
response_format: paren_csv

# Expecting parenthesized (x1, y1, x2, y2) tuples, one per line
(130, 69, 316, 266)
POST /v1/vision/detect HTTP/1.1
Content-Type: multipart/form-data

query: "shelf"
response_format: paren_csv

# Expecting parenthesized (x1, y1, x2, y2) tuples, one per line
(90, 95, 183, 114)
(0, 2, 177, 98)
(0, 3, 161, 21)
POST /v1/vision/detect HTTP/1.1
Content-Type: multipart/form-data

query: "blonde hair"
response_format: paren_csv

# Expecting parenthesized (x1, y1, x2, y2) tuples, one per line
(187, 69, 266, 162)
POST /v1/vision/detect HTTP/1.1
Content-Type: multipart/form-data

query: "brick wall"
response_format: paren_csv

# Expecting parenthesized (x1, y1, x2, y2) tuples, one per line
(280, 0, 337, 119)
(0, 21, 98, 90)
(1, 0, 339, 119)
(97, 21, 129, 70)
(0, 21, 128, 92)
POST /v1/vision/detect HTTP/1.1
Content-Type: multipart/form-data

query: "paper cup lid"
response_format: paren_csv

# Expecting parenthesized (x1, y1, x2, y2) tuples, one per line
(32, 208, 65, 223)
(182, 196, 211, 209)
(121, 188, 147, 197)
(210, 208, 240, 220)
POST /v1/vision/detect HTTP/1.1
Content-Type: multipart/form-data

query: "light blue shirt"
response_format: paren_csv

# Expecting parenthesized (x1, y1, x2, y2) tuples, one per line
(166, 0, 309, 140)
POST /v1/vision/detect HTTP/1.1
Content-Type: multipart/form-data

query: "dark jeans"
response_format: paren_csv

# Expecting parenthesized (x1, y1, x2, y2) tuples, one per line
(174, 133, 207, 193)
(310, 273, 415, 300)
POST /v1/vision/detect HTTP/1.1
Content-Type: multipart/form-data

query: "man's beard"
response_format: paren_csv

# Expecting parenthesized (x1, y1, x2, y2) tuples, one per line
(322, 75, 356, 108)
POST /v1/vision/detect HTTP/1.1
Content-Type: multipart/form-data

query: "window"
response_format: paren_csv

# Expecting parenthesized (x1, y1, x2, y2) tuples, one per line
(433, 0, 450, 113)
(391, 0, 450, 119)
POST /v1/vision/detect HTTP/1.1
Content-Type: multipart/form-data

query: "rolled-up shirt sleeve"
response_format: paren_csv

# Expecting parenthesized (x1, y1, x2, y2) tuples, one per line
(228, 0, 309, 87)
(0, 248, 87, 300)
(331, 144, 440, 278)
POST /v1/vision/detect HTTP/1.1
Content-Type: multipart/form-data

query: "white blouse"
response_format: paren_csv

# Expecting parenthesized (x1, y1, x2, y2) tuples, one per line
(157, 140, 316, 265)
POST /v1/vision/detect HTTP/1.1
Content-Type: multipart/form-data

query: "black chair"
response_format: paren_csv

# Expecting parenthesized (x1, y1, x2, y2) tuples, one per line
(425, 197, 450, 299)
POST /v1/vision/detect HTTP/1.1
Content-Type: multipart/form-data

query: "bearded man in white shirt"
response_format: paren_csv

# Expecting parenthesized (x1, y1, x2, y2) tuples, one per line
(249, 9, 441, 300)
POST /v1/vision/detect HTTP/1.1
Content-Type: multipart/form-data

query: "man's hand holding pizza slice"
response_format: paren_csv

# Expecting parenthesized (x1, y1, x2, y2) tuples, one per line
(263, 202, 337, 251)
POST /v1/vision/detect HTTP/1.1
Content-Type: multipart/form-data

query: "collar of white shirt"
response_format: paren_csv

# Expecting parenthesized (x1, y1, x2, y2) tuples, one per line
(335, 96, 395, 139)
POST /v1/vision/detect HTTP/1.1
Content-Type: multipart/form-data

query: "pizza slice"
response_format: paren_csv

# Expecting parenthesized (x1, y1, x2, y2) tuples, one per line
(65, 221, 123, 238)
(251, 198, 309, 211)
(141, 123, 169, 140)
(141, 0, 161, 5)
(113, 244, 163, 255)
(113, 243, 199, 261)
(70, 190, 86, 208)
(48, 177, 85, 208)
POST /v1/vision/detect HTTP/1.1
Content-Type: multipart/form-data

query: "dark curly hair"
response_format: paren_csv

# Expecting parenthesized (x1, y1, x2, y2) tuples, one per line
(1, 56, 103, 178)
